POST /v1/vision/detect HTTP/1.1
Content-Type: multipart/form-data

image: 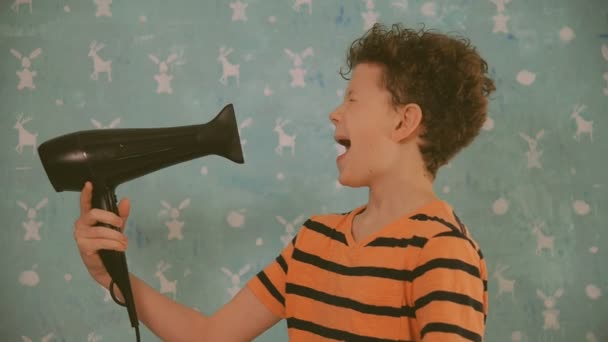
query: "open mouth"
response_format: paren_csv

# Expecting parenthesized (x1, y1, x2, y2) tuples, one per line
(335, 137, 351, 160)
(336, 138, 351, 149)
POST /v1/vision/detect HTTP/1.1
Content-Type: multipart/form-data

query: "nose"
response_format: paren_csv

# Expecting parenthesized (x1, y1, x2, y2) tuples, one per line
(329, 105, 342, 126)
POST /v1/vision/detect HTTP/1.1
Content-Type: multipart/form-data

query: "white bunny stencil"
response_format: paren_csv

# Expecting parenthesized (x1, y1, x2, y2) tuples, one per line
(88, 41, 112, 82)
(156, 261, 178, 298)
(285, 47, 313, 87)
(11, 48, 42, 90)
(519, 129, 544, 169)
(537, 288, 563, 330)
(362, 0, 379, 31)
(94, 0, 112, 17)
(490, 0, 510, 34)
(221, 264, 251, 298)
(91, 117, 121, 129)
(14, 113, 38, 154)
(274, 118, 296, 156)
(158, 199, 190, 240)
(17, 198, 48, 241)
(87, 332, 102, 342)
(149, 52, 185, 94)
(229, 0, 248, 22)
(276, 215, 304, 247)
(21, 332, 54, 342)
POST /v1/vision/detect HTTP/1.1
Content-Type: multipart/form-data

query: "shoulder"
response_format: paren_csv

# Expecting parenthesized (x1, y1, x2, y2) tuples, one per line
(408, 200, 485, 262)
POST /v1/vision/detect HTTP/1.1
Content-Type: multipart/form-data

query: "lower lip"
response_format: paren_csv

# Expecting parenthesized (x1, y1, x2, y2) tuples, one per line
(337, 150, 348, 162)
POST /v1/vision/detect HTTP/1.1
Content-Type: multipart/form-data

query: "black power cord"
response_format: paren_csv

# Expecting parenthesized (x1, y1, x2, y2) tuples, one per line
(110, 279, 141, 342)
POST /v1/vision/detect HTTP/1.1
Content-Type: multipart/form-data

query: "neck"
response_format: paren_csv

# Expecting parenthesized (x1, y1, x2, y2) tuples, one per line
(359, 163, 439, 225)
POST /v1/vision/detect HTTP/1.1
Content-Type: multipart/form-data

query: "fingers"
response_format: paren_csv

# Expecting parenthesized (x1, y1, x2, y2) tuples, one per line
(74, 226, 128, 252)
(80, 181, 93, 216)
(77, 235, 128, 255)
(77, 208, 123, 229)
(117, 198, 131, 232)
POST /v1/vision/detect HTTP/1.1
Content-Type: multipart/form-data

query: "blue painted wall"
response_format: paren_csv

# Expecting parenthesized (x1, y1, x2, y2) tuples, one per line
(1, 0, 606, 340)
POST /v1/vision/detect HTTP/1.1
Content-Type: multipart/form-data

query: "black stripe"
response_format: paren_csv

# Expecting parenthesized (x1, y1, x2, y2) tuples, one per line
(256, 271, 284, 305)
(453, 211, 467, 235)
(286, 283, 415, 317)
(276, 255, 288, 273)
(433, 231, 485, 260)
(303, 219, 347, 245)
(411, 214, 486, 261)
(415, 258, 481, 279)
(421, 322, 482, 342)
(292, 248, 482, 282)
(483, 280, 488, 291)
(415, 290, 484, 313)
(366, 235, 427, 248)
(292, 248, 410, 280)
(287, 317, 413, 342)
(410, 213, 460, 233)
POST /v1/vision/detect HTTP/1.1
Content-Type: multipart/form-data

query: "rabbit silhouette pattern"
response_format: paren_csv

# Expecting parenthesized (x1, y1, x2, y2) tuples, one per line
(221, 264, 251, 298)
(21, 332, 54, 342)
(11, 48, 41, 90)
(94, 0, 112, 17)
(149, 53, 184, 94)
(362, 0, 379, 31)
(284, 47, 313, 87)
(229, 0, 248, 22)
(17, 198, 48, 241)
(519, 129, 544, 169)
(276, 215, 305, 247)
(159, 199, 190, 240)
(537, 288, 563, 330)
(91, 117, 121, 129)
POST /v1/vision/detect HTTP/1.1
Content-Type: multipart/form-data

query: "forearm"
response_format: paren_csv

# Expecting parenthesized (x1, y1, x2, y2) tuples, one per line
(108, 274, 211, 342)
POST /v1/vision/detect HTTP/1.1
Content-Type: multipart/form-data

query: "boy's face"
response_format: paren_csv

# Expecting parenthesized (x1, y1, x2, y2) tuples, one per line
(330, 62, 405, 188)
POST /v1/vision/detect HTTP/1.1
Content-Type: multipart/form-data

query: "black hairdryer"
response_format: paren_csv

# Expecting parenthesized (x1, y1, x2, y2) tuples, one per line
(37, 104, 244, 341)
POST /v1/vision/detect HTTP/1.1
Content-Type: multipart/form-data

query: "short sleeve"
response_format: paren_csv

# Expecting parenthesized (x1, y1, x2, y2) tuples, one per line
(411, 232, 488, 341)
(246, 236, 297, 319)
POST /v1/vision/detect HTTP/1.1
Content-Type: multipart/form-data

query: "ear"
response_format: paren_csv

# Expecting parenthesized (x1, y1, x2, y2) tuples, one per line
(391, 103, 422, 142)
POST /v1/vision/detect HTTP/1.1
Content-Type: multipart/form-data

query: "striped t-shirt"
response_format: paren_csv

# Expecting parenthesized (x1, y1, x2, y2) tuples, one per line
(246, 199, 488, 341)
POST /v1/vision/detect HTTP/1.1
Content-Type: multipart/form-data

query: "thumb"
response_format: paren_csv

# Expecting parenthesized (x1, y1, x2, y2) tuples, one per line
(117, 197, 131, 232)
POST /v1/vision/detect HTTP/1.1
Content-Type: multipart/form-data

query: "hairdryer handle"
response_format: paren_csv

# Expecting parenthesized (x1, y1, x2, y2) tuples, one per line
(92, 186, 139, 329)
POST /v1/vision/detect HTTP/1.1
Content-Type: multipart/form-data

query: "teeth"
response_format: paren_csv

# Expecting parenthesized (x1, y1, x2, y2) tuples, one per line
(337, 139, 350, 148)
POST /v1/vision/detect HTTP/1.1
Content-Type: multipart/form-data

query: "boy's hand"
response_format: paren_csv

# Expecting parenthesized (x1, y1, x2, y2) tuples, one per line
(73, 181, 131, 289)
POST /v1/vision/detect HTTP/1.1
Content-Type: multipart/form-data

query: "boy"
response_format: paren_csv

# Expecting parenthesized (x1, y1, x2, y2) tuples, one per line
(74, 23, 495, 341)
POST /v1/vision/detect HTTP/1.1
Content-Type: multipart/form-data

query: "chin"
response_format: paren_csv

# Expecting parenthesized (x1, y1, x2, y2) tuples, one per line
(337, 173, 368, 188)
